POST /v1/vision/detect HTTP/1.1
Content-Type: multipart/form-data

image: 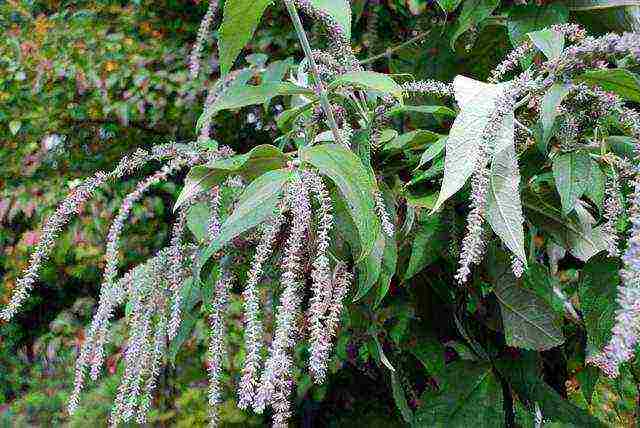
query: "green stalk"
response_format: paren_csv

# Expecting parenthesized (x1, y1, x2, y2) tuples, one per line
(283, 0, 344, 146)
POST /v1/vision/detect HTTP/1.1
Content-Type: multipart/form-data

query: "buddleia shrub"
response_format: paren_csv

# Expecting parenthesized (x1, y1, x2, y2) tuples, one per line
(6, 0, 640, 426)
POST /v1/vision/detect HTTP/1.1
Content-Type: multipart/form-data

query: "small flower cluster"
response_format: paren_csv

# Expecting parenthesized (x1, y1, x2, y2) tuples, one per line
(456, 77, 525, 283)
(402, 80, 454, 98)
(603, 172, 623, 257)
(189, 0, 219, 78)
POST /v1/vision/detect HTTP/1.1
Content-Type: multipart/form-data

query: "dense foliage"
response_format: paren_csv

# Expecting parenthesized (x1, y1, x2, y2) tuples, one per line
(4, 0, 640, 427)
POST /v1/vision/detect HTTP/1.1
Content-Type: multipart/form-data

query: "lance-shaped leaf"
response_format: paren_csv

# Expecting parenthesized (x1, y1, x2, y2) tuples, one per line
(197, 169, 291, 273)
(300, 144, 380, 260)
(329, 71, 403, 100)
(432, 76, 505, 212)
(354, 233, 385, 301)
(485, 118, 527, 266)
(494, 271, 564, 351)
(310, 0, 352, 38)
(552, 151, 591, 215)
(175, 145, 287, 210)
(197, 83, 314, 130)
(219, 0, 273, 75)
(540, 83, 571, 146)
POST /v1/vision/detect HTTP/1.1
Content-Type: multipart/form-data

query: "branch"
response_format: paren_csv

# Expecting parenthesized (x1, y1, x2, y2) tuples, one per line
(360, 31, 430, 65)
(284, 0, 344, 146)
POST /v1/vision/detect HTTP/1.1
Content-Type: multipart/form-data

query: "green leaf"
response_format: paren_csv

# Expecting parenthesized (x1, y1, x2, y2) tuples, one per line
(175, 145, 287, 210)
(198, 169, 291, 273)
(579, 254, 621, 359)
(354, 233, 385, 301)
(567, 0, 640, 10)
(576, 68, 640, 103)
(9, 120, 21, 136)
(218, 0, 273, 75)
(404, 212, 446, 281)
(585, 159, 605, 209)
(415, 361, 504, 427)
(309, 0, 352, 38)
(186, 202, 211, 243)
(497, 352, 607, 427)
(506, 4, 569, 46)
(197, 83, 313, 130)
(416, 137, 447, 169)
(329, 71, 403, 99)
(390, 370, 414, 424)
(485, 115, 527, 265)
(523, 190, 606, 261)
(540, 83, 571, 146)
(386, 104, 456, 118)
(409, 158, 445, 186)
(436, 0, 463, 12)
(374, 187, 398, 307)
(494, 270, 564, 351)
(552, 151, 591, 215)
(528, 28, 564, 59)
(411, 335, 446, 376)
(300, 144, 380, 260)
(432, 76, 507, 212)
(449, 0, 500, 50)
(383, 129, 442, 153)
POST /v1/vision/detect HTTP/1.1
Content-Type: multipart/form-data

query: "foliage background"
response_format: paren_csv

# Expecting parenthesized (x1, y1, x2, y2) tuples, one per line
(1, 0, 640, 426)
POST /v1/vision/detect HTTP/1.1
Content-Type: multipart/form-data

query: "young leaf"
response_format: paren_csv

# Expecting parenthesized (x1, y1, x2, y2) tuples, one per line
(432, 76, 506, 212)
(414, 361, 504, 427)
(449, 0, 500, 50)
(576, 68, 640, 103)
(309, 0, 352, 38)
(528, 28, 565, 59)
(198, 169, 291, 271)
(300, 144, 381, 260)
(329, 71, 403, 100)
(197, 83, 314, 130)
(540, 83, 571, 146)
(219, 0, 274, 75)
(485, 131, 527, 265)
(175, 145, 287, 210)
(552, 151, 591, 215)
(494, 268, 564, 351)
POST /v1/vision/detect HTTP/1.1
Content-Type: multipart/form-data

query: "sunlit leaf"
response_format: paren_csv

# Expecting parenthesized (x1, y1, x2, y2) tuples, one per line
(310, 0, 352, 38)
(175, 145, 287, 210)
(219, 0, 274, 75)
(330, 71, 403, 99)
(528, 28, 564, 59)
(301, 144, 380, 260)
(198, 169, 291, 272)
